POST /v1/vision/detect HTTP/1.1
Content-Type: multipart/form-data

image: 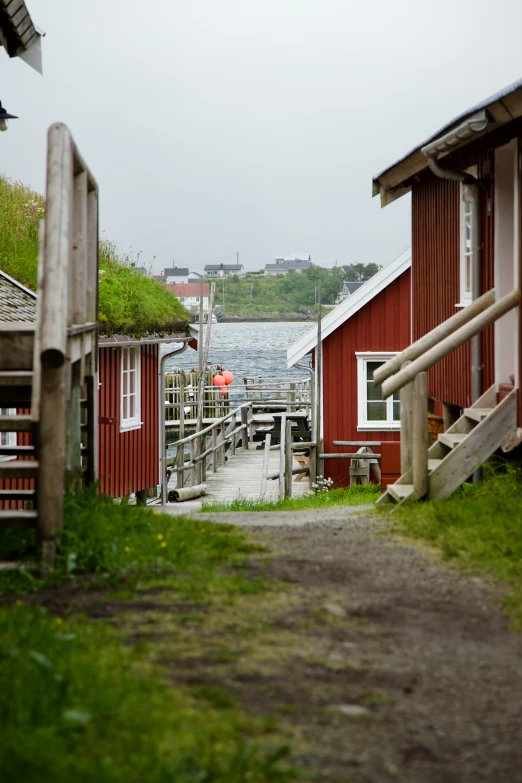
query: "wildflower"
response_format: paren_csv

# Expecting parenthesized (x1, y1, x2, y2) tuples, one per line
(124, 546, 131, 553)
(152, 510, 158, 515)
(160, 541, 167, 548)
(55, 617, 63, 625)
(15, 600, 23, 607)
(157, 533, 164, 540)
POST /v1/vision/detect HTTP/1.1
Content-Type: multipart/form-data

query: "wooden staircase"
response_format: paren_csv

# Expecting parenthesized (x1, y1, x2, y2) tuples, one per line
(377, 385, 518, 506)
(0, 123, 99, 568)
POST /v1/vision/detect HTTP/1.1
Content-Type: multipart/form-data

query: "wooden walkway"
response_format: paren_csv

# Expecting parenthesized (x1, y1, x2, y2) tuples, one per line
(159, 446, 310, 514)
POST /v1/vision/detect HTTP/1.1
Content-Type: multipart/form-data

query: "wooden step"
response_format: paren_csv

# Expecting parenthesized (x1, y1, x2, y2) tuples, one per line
(428, 458, 442, 472)
(0, 371, 33, 386)
(0, 489, 36, 502)
(0, 510, 38, 529)
(387, 483, 415, 503)
(0, 415, 32, 432)
(0, 460, 39, 479)
(464, 407, 493, 423)
(438, 432, 467, 449)
(0, 445, 35, 456)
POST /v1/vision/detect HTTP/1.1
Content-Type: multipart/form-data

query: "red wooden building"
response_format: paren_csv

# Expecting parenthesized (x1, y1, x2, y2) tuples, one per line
(0, 270, 194, 504)
(287, 249, 411, 486)
(373, 77, 522, 427)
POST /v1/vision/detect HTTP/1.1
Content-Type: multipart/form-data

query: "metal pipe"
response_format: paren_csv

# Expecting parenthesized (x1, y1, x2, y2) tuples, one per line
(293, 361, 315, 439)
(158, 337, 192, 505)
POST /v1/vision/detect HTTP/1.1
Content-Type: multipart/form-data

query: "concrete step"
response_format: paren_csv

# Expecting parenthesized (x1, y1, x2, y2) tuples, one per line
(464, 407, 494, 423)
(438, 432, 468, 449)
(387, 483, 415, 503)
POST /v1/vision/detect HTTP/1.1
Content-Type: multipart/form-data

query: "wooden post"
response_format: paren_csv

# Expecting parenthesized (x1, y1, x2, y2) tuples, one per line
(240, 406, 249, 449)
(200, 434, 206, 482)
(261, 433, 271, 495)
(315, 282, 323, 480)
(220, 426, 226, 467)
(278, 413, 286, 499)
(212, 429, 218, 472)
(284, 418, 293, 498)
(189, 438, 196, 486)
(308, 442, 317, 490)
(400, 361, 413, 475)
(412, 372, 429, 498)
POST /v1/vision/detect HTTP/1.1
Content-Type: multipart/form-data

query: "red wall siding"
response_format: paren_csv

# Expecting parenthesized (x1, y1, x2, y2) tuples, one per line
(411, 147, 497, 408)
(99, 344, 159, 498)
(322, 269, 411, 486)
(0, 409, 34, 509)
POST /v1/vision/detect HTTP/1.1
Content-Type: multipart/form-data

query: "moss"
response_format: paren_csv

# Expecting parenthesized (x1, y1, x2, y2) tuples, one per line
(0, 174, 189, 337)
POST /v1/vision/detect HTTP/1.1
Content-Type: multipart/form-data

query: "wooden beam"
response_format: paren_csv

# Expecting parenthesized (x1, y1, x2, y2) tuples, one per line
(412, 372, 429, 498)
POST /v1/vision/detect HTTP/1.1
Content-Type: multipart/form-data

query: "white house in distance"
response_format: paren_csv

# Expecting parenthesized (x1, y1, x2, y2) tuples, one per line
(167, 282, 210, 314)
(335, 281, 364, 305)
(164, 266, 189, 284)
(265, 254, 312, 275)
(204, 263, 244, 278)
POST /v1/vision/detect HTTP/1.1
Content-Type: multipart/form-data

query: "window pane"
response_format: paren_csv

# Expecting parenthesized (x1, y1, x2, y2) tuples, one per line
(129, 349, 135, 370)
(123, 371, 127, 396)
(129, 394, 135, 419)
(392, 399, 400, 421)
(367, 401, 387, 421)
(465, 257, 472, 293)
(128, 369, 135, 395)
(366, 361, 382, 381)
(123, 397, 128, 420)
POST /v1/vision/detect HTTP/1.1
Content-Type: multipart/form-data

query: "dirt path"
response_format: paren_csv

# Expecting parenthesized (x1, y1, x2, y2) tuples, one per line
(19, 508, 522, 781)
(184, 509, 522, 782)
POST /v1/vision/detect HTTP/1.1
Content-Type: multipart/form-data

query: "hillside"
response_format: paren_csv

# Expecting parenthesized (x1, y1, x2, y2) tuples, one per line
(0, 175, 189, 336)
(213, 263, 380, 318)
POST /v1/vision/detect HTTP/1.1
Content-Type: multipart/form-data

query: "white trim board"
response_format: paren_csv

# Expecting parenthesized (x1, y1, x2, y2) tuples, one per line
(286, 247, 412, 368)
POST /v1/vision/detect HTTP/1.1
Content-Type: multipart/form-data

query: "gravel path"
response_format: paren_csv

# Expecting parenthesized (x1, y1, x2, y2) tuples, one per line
(190, 508, 522, 782)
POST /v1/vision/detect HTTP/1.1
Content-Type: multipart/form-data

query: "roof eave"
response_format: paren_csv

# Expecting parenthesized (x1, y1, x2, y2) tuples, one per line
(373, 80, 522, 207)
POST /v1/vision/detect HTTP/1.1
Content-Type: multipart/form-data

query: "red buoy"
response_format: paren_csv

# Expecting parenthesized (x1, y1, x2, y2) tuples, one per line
(220, 388, 227, 397)
(222, 370, 234, 385)
(212, 374, 225, 387)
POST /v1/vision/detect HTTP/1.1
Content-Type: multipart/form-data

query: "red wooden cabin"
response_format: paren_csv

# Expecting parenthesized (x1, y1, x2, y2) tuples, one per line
(287, 249, 411, 487)
(373, 77, 522, 426)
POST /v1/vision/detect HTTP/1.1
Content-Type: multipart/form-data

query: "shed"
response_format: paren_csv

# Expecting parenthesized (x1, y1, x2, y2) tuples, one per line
(287, 249, 411, 487)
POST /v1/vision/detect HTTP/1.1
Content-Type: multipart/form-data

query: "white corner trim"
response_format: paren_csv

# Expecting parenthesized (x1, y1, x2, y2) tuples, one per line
(119, 421, 144, 433)
(286, 247, 412, 367)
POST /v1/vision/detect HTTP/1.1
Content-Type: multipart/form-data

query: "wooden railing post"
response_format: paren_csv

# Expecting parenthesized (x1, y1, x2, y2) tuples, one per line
(261, 433, 271, 495)
(284, 418, 293, 498)
(278, 413, 286, 500)
(400, 361, 413, 475)
(241, 406, 249, 449)
(212, 429, 218, 472)
(412, 372, 429, 498)
(308, 442, 317, 490)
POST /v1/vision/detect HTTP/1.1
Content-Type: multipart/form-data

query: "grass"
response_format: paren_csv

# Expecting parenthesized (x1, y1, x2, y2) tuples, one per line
(0, 489, 297, 781)
(394, 467, 522, 626)
(0, 486, 266, 597)
(201, 483, 380, 513)
(0, 604, 294, 783)
(0, 174, 189, 337)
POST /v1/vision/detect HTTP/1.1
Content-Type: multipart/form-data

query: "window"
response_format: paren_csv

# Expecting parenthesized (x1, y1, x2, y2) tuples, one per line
(0, 408, 16, 461)
(459, 167, 478, 306)
(120, 347, 141, 431)
(356, 354, 400, 430)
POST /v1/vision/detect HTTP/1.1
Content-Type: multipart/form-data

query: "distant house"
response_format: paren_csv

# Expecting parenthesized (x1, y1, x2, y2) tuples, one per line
(204, 263, 244, 278)
(287, 249, 412, 489)
(265, 254, 312, 275)
(167, 282, 210, 314)
(335, 281, 364, 305)
(164, 266, 189, 284)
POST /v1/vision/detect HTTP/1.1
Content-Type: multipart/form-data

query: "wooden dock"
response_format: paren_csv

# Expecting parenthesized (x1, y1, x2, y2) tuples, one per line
(159, 445, 310, 514)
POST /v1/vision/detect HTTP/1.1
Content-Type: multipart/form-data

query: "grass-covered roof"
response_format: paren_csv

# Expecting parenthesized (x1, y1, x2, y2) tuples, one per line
(0, 175, 189, 338)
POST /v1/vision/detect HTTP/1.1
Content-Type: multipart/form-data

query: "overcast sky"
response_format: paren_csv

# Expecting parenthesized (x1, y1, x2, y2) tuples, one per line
(2, 0, 522, 275)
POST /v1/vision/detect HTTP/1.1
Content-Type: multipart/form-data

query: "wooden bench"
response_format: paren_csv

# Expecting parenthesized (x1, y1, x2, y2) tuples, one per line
(254, 412, 311, 449)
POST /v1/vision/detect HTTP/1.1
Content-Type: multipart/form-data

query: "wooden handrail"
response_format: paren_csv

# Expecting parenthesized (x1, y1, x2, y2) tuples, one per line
(382, 289, 520, 398)
(172, 402, 252, 447)
(373, 288, 496, 387)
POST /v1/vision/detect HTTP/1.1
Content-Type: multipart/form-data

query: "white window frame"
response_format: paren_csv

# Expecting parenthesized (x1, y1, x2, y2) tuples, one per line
(457, 165, 478, 308)
(356, 353, 401, 431)
(0, 408, 17, 461)
(120, 347, 142, 432)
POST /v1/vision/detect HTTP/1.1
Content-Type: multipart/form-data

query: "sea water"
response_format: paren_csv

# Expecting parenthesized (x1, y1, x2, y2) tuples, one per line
(163, 321, 315, 383)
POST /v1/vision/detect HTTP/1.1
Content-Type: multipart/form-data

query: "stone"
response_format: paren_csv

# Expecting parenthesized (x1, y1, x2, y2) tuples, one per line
(322, 602, 347, 619)
(336, 704, 370, 718)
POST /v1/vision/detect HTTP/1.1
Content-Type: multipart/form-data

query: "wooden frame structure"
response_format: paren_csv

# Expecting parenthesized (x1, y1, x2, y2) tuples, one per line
(0, 123, 99, 567)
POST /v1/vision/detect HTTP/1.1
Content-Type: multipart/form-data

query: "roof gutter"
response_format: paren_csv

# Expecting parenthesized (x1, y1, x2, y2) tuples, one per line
(421, 111, 488, 403)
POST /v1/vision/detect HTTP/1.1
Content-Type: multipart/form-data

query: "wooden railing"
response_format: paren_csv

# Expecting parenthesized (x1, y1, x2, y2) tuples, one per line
(374, 288, 520, 497)
(34, 123, 99, 566)
(162, 402, 255, 502)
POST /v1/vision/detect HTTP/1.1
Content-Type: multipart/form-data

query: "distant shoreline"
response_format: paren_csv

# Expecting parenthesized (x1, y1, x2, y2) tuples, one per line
(216, 314, 316, 323)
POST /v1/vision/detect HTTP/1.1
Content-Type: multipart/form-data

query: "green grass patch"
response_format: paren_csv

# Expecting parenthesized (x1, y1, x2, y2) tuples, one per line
(0, 486, 265, 598)
(201, 484, 380, 513)
(0, 604, 294, 782)
(0, 175, 42, 290)
(394, 468, 522, 626)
